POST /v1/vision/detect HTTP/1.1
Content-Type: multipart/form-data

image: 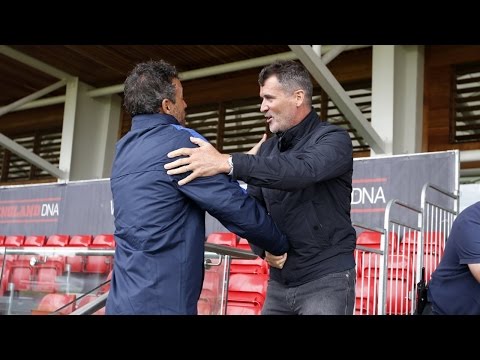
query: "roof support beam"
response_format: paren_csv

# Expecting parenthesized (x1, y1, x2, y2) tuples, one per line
(0, 133, 66, 179)
(312, 45, 322, 56)
(0, 79, 68, 179)
(88, 45, 371, 98)
(460, 150, 480, 162)
(87, 51, 299, 98)
(460, 168, 480, 177)
(289, 44, 386, 154)
(0, 79, 66, 117)
(14, 95, 66, 111)
(8, 45, 371, 109)
(0, 45, 73, 80)
(322, 45, 349, 65)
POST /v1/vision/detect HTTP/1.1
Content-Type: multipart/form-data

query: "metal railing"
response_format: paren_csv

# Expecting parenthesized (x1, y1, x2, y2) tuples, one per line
(8, 242, 259, 315)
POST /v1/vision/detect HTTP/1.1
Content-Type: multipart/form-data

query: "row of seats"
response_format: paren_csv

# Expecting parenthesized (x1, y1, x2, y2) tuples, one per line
(202, 232, 269, 315)
(2, 230, 447, 315)
(356, 230, 445, 281)
(0, 234, 115, 295)
(354, 230, 446, 315)
(355, 253, 414, 315)
(357, 230, 445, 254)
(2, 232, 268, 315)
(0, 234, 115, 248)
(206, 232, 269, 275)
(205, 231, 439, 315)
(32, 272, 111, 315)
(199, 269, 269, 315)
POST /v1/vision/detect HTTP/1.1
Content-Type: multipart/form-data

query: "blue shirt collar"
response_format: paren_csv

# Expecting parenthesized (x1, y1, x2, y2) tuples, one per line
(131, 113, 179, 130)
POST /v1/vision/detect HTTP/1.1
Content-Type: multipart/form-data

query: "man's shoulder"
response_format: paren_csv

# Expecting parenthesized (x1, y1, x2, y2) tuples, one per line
(170, 124, 206, 140)
(313, 121, 350, 138)
(166, 125, 210, 149)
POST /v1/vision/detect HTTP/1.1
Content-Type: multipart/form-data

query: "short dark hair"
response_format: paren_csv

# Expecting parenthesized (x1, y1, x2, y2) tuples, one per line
(258, 60, 313, 106)
(123, 60, 179, 117)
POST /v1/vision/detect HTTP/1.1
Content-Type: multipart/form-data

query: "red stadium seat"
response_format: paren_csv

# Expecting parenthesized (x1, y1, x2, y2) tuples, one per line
(33, 293, 76, 315)
(227, 273, 268, 307)
(228, 273, 268, 295)
(92, 234, 115, 247)
(400, 231, 445, 282)
(202, 270, 221, 296)
(356, 231, 399, 279)
(69, 235, 93, 247)
(230, 257, 269, 274)
(9, 266, 32, 291)
(46, 234, 70, 246)
(16, 235, 46, 263)
(199, 270, 222, 314)
(0, 267, 11, 296)
(1, 235, 25, 265)
(206, 232, 238, 247)
(355, 279, 377, 315)
(359, 254, 414, 315)
(85, 234, 115, 273)
(227, 301, 262, 315)
(401, 231, 445, 256)
(4, 235, 25, 247)
(236, 238, 252, 251)
(66, 235, 93, 272)
(10, 235, 45, 291)
(357, 231, 398, 253)
(34, 268, 58, 293)
(39, 234, 70, 274)
(24, 235, 46, 247)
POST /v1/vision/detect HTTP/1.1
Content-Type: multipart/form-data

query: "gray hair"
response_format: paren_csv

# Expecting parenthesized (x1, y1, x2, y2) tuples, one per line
(258, 60, 313, 106)
(123, 60, 179, 117)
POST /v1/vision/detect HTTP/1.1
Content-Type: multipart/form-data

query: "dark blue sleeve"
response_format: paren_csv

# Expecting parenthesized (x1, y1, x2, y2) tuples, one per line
(167, 129, 288, 255)
(175, 174, 288, 255)
(246, 183, 267, 258)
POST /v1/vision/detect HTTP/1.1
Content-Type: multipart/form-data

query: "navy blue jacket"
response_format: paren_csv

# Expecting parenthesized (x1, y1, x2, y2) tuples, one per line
(106, 114, 288, 315)
(428, 201, 480, 314)
(232, 109, 356, 286)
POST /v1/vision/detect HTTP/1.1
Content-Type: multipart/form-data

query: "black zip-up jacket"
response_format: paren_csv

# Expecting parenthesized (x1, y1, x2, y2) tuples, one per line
(231, 109, 356, 286)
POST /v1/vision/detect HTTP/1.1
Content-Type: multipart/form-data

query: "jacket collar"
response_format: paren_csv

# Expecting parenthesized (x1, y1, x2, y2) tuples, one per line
(131, 113, 179, 130)
(276, 108, 320, 152)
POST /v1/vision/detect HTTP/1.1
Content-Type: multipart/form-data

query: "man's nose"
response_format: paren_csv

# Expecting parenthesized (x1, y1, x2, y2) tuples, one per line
(260, 101, 267, 112)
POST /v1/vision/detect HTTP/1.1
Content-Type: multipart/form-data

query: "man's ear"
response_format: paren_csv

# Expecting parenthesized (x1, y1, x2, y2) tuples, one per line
(295, 90, 305, 107)
(161, 98, 171, 114)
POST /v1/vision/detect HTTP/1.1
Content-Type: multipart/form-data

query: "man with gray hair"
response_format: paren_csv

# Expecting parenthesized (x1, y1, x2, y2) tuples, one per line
(165, 60, 356, 315)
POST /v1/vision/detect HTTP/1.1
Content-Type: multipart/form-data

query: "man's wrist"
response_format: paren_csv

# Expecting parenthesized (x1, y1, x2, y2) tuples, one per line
(227, 155, 234, 176)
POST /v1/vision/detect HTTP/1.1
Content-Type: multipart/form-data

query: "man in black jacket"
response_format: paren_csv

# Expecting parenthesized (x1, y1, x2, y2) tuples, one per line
(165, 60, 356, 315)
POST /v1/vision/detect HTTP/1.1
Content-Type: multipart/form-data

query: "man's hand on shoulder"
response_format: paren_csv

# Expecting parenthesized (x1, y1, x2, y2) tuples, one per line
(246, 133, 267, 155)
(164, 137, 230, 186)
